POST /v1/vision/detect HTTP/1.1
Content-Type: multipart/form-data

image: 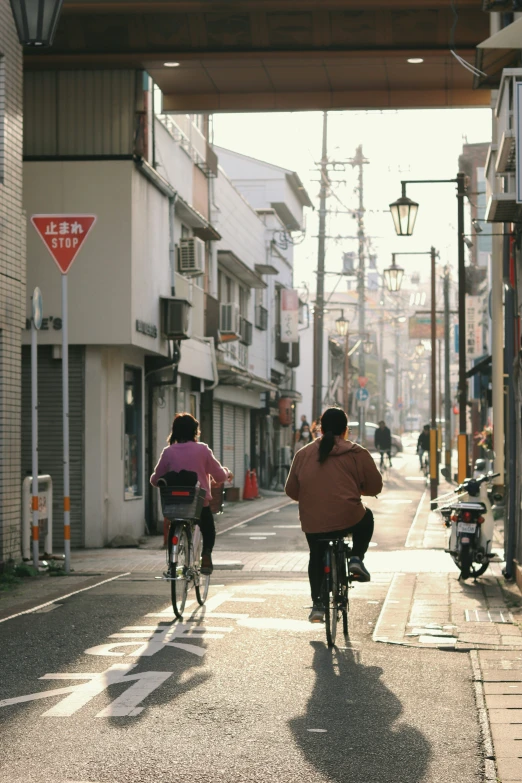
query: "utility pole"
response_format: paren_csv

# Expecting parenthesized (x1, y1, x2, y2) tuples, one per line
(378, 279, 386, 421)
(443, 267, 452, 480)
(313, 111, 328, 422)
(352, 145, 369, 438)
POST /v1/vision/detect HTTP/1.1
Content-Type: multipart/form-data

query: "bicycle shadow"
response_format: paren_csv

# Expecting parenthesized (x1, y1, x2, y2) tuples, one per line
(288, 640, 431, 783)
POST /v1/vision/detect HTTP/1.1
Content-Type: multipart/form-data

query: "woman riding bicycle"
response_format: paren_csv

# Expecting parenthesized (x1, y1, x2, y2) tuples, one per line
(150, 413, 233, 575)
(285, 407, 383, 622)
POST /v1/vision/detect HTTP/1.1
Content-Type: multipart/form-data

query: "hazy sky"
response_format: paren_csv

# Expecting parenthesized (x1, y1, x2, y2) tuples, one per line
(213, 108, 492, 296)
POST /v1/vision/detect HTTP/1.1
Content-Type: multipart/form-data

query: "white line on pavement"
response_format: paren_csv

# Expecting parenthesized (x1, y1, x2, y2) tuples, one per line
(405, 489, 428, 548)
(216, 500, 293, 536)
(0, 572, 131, 624)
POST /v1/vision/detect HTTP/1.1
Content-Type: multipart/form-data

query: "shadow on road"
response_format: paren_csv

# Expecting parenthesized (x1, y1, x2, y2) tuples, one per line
(289, 640, 431, 783)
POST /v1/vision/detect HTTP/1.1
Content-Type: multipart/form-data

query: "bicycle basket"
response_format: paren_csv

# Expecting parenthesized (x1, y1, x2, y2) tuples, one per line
(160, 484, 206, 521)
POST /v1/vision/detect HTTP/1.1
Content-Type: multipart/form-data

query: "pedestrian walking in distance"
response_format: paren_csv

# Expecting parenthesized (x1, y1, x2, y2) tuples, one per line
(375, 420, 392, 469)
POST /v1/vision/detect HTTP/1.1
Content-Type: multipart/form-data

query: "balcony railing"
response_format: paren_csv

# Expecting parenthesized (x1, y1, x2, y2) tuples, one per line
(239, 317, 253, 346)
(156, 113, 218, 178)
(255, 304, 268, 330)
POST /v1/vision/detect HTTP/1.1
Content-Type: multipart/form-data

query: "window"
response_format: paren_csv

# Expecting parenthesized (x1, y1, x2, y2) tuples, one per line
(124, 366, 143, 500)
(239, 286, 248, 316)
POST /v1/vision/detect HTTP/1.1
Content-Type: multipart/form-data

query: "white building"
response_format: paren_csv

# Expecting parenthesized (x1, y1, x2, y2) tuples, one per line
(22, 71, 311, 548)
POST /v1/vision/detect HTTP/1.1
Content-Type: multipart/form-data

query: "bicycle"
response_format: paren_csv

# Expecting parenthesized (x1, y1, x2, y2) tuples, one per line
(320, 535, 358, 647)
(158, 483, 210, 620)
(419, 450, 429, 479)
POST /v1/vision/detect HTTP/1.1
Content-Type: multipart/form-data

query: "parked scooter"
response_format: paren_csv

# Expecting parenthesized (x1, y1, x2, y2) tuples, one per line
(435, 471, 500, 580)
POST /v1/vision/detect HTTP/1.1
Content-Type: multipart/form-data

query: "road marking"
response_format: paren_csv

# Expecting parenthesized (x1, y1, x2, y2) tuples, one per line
(250, 536, 267, 540)
(230, 532, 277, 536)
(273, 525, 301, 529)
(32, 604, 62, 613)
(237, 617, 323, 632)
(0, 572, 131, 624)
(405, 489, 428, 548)
(216, 501, 293, 536)
(308, 729, 327, 733)
(0, 664, 174, 718)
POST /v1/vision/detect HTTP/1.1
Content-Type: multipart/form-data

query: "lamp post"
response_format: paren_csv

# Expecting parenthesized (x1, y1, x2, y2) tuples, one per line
(383, 255, 405, 293)
(390, 174, 467, 482)
(334, 310, 350, 413)
(385, 248, 439, 501)
(9, 0, 64, 46)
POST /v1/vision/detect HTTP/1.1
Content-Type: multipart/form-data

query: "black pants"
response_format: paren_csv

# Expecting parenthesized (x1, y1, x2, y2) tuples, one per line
(197, 506, 216, 553)
(305, 509, 374, 603)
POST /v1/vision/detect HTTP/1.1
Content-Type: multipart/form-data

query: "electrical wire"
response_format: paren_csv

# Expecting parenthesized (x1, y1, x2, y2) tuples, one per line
(449, 0, 487, 78)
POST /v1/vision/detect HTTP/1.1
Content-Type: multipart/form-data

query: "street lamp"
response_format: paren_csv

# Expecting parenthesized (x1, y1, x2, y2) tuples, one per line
(389, 186, 419, 236)
(335, 313, 349, 337)
(390, 174, 468, 483)
(383, 255, 405, 293)
(414, 341, 426, 357)
(363, 337, 374, 355)
(9, 0, 64, 46)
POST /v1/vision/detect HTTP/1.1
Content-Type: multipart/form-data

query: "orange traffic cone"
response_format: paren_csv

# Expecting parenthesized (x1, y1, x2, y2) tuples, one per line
(251, 469, 260, 499)
(243, 470, 255, 500)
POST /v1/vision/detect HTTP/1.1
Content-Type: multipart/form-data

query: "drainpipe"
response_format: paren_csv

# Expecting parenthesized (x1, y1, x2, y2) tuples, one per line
(169, 195, 177, 297)
(504, 230, 517, 579)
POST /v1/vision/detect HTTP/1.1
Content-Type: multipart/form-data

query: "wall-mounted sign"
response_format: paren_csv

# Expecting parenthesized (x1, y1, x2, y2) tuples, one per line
(466, 296, 483, 359)
(136, 320, 158, 338)
(280, 289, 298, 343)
(25, 317, 62, 331)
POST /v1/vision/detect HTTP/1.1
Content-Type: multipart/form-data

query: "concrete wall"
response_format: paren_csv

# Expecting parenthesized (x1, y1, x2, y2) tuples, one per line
(0, 1, 24, 562)
(85, 345, 146, 546)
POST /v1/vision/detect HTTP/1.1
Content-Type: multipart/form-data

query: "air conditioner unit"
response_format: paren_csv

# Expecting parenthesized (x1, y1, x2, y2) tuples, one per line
(219, 302, 240, 340)
(179, 237, 205, 276)
(160, 298, 192, 340)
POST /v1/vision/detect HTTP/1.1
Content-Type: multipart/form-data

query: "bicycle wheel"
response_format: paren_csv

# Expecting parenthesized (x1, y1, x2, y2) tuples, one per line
(193, 526, 211, 605)
(170, 524, 189, 619)
(342, 545, 350, 636)
(323, 550, 338, 648)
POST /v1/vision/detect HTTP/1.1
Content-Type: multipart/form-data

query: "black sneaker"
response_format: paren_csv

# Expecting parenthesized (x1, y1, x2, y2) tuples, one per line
(349, 557, 371, 582)
(201, 551, 213, 575)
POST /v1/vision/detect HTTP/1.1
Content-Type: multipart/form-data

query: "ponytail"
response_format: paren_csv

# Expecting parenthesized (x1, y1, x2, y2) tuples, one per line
(317, 407, 348, 464)
(318, 431, 335, 463)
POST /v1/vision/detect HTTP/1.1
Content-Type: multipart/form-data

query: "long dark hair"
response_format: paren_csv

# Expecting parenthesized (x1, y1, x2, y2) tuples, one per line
(168, 412, 199, 445)
(318, 407, 348, 463)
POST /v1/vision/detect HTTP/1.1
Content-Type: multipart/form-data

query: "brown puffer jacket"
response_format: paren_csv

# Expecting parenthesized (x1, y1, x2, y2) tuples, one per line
(284, 437, 383, 534)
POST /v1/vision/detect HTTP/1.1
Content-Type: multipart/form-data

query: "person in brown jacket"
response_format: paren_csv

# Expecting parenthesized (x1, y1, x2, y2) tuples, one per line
(285, 406, 383, 622)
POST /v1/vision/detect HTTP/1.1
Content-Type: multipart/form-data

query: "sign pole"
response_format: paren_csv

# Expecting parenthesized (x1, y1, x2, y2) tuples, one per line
(31, 317, 39, 568)
(62, 273, 71, 573)
(31, 287, 43, 569)
(30, 214, 97, 573)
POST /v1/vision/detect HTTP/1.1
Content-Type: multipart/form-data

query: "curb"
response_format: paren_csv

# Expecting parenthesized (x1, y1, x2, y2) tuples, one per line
(470, 649, 497, 783)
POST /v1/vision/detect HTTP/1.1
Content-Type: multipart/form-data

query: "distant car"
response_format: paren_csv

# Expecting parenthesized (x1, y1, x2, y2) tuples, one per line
(348, 421, 403, 457)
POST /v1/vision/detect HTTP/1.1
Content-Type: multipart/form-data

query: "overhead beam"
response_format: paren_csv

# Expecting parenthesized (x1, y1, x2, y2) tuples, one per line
(63, 0, 482, 12)
(162, 88, 490, 112)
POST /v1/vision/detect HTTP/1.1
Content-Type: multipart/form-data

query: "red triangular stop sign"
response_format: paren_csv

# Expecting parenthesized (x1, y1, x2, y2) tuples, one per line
(358, 376, 368, 388)
(31, 214, 96, 274)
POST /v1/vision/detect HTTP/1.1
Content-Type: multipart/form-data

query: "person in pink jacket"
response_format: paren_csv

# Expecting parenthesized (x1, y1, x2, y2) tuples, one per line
(150, 413, 233, 575)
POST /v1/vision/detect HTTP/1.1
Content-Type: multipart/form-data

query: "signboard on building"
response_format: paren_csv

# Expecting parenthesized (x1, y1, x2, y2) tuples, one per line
(280, 288, 299, 343)
(408, 312, 445, 340)
(466, 296, 483, 359)
(31, 215, 97, 274)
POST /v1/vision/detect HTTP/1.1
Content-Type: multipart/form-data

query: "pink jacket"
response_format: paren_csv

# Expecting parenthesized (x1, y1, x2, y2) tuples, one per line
(150, 441, 230, 505)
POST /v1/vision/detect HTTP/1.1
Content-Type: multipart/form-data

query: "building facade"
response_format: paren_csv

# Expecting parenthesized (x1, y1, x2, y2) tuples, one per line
(0, 1, 24, 563)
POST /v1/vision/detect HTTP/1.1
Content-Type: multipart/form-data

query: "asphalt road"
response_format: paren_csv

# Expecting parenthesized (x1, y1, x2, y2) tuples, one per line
(0, 447, 484, 783)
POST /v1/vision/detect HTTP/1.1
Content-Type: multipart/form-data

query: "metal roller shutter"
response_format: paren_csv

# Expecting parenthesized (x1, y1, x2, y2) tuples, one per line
(212, 401, 222, 463)
(21, 346, 85, 549)
(222, 404, 235, 481)
(234, 407, 246, 496)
